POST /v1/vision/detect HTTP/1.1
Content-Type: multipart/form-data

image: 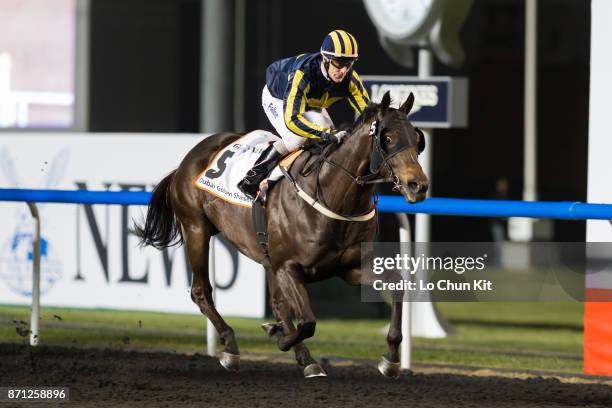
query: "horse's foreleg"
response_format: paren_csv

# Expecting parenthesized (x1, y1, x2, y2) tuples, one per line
(264, 267, 303, 352)
(263, 268, 325, 378)
(379, 300, 403, 378)
(183, 218, 240, 372)
(274, 261, 316, 351)
(265, 296, 325, 377)
(341, 253, 403, 379)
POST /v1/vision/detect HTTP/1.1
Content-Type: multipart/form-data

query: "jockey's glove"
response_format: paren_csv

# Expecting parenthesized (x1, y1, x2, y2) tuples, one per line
(321, 130, 348, 144)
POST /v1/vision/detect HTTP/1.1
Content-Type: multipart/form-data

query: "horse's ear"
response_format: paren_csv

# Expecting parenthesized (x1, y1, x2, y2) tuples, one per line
(378, 91, 392, 118)
(415, 127, 426, 153)
(400, 92, 415, 115)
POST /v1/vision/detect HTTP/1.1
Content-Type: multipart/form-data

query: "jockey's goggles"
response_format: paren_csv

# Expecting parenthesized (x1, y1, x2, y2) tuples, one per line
(328, 58, 356, 70)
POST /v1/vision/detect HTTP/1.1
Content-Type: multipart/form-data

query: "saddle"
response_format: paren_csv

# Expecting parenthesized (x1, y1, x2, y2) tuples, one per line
(193, 130, 282, 208)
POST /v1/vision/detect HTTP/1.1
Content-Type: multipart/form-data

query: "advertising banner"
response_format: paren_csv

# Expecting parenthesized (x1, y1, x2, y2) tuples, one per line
(0, 133, 265, 317)
(360, 75, 468, 128)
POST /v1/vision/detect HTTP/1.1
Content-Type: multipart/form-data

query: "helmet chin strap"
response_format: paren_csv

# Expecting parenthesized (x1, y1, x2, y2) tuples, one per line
(321, 57, 331, 80)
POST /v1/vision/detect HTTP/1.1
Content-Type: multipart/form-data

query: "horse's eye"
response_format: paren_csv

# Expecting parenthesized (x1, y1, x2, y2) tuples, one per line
(385, 136, 392, 144)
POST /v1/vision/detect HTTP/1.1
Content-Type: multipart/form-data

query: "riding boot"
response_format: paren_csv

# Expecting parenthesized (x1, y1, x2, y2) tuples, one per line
(237, 144, 283, 200)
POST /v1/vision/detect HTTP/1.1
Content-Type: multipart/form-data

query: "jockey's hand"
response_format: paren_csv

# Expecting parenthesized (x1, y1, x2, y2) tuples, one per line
(321, 130, 347, 144)
(333, 130, 348, 143)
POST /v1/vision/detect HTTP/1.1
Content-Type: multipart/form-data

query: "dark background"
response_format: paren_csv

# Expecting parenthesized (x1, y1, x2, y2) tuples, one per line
(88, 0, 590, 245)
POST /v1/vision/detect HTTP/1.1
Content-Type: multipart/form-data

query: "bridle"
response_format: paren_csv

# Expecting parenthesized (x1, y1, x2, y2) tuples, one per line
(293, 111, 417, 219)
(315, 113, 414, 193)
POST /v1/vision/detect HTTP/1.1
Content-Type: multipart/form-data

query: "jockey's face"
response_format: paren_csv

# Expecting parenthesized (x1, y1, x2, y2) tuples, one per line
(327, 58, 354, 83)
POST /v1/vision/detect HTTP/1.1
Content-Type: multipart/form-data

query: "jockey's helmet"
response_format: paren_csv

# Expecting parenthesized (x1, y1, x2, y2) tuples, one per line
(320, 30, 359, 62)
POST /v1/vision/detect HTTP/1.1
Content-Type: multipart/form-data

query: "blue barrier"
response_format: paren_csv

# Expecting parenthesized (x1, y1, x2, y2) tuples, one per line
(1, 188, 612, 220)
(377, 196, 612, 220)
(0, 188, 151, 205)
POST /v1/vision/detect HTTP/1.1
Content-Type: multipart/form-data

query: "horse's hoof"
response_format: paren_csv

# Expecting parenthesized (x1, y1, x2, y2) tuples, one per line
(219, 352, 240, 372)
(261, 322, 279, 337)
(304, 363, 327, 378)
(377, 356, 400, 379)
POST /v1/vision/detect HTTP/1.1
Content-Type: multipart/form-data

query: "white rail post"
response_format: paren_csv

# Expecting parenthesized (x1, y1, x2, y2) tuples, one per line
(206, 236, 218, 357)
(27, 203, 41, 346)
(397, 213, 412, 370)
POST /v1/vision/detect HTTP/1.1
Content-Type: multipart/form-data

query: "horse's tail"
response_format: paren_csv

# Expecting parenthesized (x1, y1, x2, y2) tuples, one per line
(134, 170, 183, 249)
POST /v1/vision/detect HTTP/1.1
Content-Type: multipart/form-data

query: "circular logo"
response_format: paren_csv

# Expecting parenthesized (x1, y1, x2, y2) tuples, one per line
(0, 232, 62, 297)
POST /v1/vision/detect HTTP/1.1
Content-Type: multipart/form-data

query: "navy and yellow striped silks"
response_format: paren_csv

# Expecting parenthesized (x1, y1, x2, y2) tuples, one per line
(347, 71, 369, 114)
(320, 30, 359, 59)
(266, 53, 369, 139)
(284, 70, 329, 139)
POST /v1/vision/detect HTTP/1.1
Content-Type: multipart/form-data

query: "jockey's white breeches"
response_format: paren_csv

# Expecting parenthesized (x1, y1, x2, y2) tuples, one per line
(261, 85, 334, 154)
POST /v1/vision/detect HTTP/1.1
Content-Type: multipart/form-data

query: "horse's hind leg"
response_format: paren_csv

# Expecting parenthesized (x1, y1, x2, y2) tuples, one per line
(262, 268, 326, 378)
(182, 215, 240, 372)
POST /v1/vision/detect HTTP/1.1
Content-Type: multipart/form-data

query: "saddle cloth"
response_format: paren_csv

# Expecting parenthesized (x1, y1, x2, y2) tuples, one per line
(194, 130, 290, 208)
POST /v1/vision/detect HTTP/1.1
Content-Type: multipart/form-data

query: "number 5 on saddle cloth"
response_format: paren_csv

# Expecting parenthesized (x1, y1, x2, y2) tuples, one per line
(193, 130, 296, 208)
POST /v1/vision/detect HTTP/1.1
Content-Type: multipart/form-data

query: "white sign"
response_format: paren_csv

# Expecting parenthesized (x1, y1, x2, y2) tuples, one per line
(0, 133, 265, 317)
(587, 0, 612, 245)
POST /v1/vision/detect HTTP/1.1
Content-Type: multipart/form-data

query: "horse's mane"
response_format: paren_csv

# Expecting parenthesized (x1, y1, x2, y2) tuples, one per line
(352, 102, 379, 129)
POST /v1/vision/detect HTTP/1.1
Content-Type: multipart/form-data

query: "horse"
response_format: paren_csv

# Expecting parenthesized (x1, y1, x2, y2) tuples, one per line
(135, 91, 429, 378)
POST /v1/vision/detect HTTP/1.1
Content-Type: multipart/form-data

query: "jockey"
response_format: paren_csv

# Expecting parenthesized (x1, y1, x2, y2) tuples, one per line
(237, 29, 370, 201)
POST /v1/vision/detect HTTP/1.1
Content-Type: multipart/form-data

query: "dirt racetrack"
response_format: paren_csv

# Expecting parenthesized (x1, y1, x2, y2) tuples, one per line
(1, 342, 611, 408)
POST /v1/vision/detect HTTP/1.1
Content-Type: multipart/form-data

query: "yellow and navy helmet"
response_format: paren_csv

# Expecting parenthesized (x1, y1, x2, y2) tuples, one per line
(320, 30, 359, 61)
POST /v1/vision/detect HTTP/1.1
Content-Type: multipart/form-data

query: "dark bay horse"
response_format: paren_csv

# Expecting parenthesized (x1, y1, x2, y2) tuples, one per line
(135, 91, 428, 378)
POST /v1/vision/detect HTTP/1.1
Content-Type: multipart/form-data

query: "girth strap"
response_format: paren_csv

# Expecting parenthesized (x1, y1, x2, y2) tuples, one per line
(251, 200, 271, 267)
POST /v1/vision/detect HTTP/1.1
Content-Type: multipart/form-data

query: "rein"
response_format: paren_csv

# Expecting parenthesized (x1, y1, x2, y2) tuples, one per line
(304, 116, 409, 189)
(287, 112, 411, 221)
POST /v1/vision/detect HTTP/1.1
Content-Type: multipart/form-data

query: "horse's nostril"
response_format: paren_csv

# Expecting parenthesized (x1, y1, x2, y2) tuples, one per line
(408, 180, 429, 194)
